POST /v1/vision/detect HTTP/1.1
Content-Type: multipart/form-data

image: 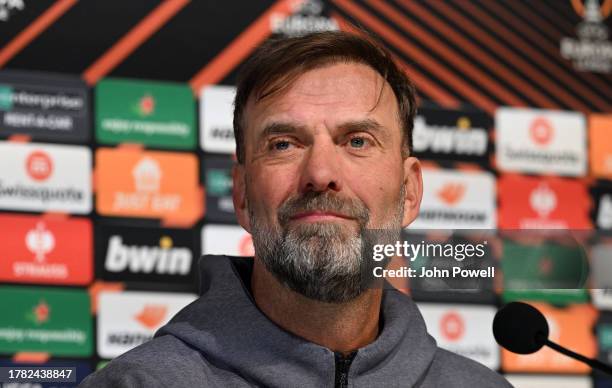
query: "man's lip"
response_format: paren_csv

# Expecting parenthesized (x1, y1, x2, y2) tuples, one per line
(290, 211, 354, 221)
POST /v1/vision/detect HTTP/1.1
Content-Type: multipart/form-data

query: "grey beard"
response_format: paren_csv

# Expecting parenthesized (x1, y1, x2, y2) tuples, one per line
(249, 186, 405, 303)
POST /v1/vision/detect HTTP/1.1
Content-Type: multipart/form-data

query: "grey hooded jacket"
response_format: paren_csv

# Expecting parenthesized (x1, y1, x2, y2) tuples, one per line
(80, 255, 512, 387)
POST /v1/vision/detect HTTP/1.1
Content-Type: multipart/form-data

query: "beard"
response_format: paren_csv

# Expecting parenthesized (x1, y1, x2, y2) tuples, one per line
(248, 185, 405, 303)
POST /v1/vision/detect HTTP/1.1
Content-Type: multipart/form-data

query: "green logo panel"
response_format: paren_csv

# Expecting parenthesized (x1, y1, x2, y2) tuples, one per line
(95, 78, 196, 149)
(501, 240, 589, 305)
(0, 286, 92, 356)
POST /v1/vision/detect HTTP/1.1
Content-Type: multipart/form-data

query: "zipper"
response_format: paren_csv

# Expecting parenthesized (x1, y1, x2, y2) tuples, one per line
(334, 351, 356, 388)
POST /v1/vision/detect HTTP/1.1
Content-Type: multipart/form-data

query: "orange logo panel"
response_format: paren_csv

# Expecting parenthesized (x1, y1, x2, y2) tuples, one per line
(0, 213, 92, 285)
(96, 148, 202, 222)
(501, 303, 597, 373)
(589, 114, 612, 179)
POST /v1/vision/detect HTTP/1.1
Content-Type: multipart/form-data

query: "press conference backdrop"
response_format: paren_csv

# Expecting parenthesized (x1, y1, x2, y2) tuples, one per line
(0, 0, 611, 386)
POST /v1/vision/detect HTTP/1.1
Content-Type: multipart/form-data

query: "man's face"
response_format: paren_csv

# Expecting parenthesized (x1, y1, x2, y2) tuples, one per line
(233, 62, 422, 303)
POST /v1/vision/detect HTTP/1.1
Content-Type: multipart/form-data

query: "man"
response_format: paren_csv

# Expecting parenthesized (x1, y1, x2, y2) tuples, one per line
(81, 31, 510, 387)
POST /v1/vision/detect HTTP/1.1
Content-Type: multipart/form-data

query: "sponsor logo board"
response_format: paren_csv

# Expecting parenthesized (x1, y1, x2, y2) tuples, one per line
(590, 243, 612, 309)
(560, 0, 612, 74)
(593, 184, 612, 229)
(201, 224, 254, 257)
(418, 303, 499, 369)
(95, 148, 201, 221)
(589, 115, 612, 179)
(0, 286, 92, 356)
(0, 142, 91, 213)
(501, 239, 589, 304)
(498, 175, 591, 229)
(199, 85, 235, 154)
(97, 291, 196, 358)
(0, 213, 92, 285)
(597, 313, 612, 368)
(412, 105, 491, 164)
(0, 70, 90, 143)
(410, 168, 496, 229)
(496, 108, 586, 176)
(203, 155, 236, 222)
(506, 375, 592, 388)
(269, 0, 338, 37)
(95, 221, 199, 285)
(95, 78, 196, 149)
(501, 302, 597, 373)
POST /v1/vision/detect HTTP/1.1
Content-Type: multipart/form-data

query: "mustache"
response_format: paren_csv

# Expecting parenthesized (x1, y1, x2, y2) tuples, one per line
(277, 191, 370, 226)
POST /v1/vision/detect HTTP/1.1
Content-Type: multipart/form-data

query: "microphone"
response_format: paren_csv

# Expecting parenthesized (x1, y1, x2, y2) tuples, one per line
(493, 301, 612, 375)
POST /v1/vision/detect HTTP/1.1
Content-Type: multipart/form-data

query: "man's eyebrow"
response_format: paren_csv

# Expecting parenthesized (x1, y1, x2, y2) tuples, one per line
(339, 119, 388, 135)
(259, 122, 307, 138)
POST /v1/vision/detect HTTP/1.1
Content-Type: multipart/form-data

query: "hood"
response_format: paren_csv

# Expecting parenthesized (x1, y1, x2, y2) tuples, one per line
(156, 255, 437, 387)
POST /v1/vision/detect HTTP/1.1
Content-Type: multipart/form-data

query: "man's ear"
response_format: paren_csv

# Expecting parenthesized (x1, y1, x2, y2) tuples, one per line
(232, 163, 251, 233)
(401, 157, 423, 228)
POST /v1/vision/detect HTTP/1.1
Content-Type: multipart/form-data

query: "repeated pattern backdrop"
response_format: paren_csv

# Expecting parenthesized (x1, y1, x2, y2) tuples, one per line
(0, 1, 612, 387)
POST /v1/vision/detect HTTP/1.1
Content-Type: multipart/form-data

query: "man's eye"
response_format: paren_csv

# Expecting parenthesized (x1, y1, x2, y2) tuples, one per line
(271, 140, 292, 151)
(349, 136, 369, 148)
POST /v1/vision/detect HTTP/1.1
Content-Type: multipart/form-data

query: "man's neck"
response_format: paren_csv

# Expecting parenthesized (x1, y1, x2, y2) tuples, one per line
(250, 257, 382, 354)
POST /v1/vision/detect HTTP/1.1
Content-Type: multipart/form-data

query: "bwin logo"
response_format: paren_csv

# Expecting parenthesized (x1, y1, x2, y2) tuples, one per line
(105, 235, 192, 275)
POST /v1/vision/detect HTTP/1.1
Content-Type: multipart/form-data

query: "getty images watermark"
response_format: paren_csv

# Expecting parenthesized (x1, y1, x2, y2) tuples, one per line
(360, 229, 591, 292)
(371, 238, 493, 279)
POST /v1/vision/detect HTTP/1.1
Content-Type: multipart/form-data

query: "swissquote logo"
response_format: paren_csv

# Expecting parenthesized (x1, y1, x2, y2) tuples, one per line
(440, 311, 465, 342)
(495, 108, 586, 176)
(419, 304, 499, 369)
(529, 117, 554, 146)
(270, 0, 338, 37)
(26, 151, 53, 181)
(0, 142, 92, 213)
(411, 169, 496, 229)
(105, 235, 192, 275)
(413, 115, 487, 157)
(560, 0, 612, 73)
(98, 291, 196, 358)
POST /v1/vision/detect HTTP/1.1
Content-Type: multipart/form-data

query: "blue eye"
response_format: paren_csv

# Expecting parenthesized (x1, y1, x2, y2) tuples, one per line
(349, 137, 366, 148)
(273, 140, 291, 150)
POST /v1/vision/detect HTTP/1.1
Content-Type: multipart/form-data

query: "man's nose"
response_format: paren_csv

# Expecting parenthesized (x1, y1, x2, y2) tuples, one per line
(298, 137, 343, 194)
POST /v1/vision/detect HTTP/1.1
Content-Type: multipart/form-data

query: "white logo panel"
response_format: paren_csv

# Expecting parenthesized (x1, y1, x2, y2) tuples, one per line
(410, 168, 496, 229)
(0, 142, 91, 213)
(418, 303, 499, 369)
(199, 85, 236, 154)
(496, 107, 586, 176)
(97, 291, 196, 358)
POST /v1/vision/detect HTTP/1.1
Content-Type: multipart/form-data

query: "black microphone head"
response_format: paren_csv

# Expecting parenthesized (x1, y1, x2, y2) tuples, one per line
(493, 302, 549, 355)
